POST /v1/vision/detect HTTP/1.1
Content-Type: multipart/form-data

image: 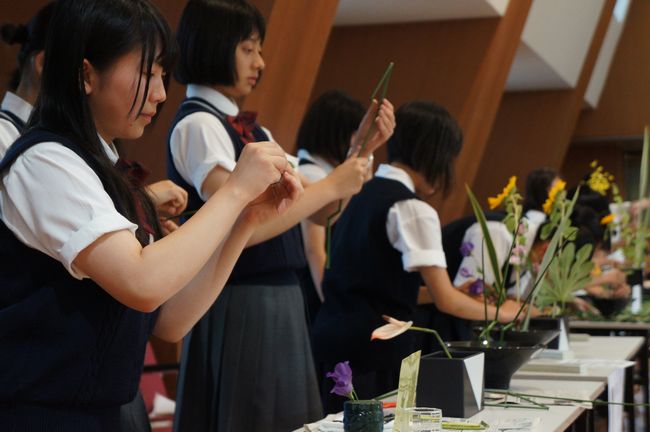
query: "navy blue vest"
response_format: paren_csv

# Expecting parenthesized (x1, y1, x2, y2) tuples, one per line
(0, 129, 157, 427)
(167, 97, 305, 284)
(0, 109, 26, 134)
(312, 177, 422, 372)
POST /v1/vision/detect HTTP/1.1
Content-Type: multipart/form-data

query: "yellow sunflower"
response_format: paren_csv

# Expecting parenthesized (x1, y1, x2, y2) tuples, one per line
(487, 176, 517, 210)
(542, 179, 566, 214)
(600, 213, 615, 225)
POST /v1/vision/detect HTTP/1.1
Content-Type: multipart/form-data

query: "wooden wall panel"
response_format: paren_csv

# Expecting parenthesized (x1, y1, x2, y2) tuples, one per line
(311, 19, 499, 124)
(469, 0, 616, 209)
(437, 0, 532, 221)
(574, 0, 650, 139)
(560, 143, 627, 197)
(310, 2, 533, 223)
(242, 0, 340, 151)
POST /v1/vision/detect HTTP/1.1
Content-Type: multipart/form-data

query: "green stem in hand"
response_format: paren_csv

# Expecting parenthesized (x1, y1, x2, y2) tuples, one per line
(324, 62, 394, 267)
(325, 200, 342, 269)
(358, 63, 394, 155)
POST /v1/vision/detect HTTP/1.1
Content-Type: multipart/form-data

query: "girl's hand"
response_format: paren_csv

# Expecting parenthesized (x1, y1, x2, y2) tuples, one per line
(227, 141, 289, 202)
(350, 98, 395, 157)
(496, 300, 539, 323)
(241, 168, 304, 226)
(328, 156, 369, 199)
(159, 218, 180, 236)
(146, 180, 188, 216)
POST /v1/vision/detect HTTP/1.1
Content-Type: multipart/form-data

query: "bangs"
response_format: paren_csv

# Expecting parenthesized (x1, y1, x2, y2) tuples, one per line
(130, 1, 177, 115)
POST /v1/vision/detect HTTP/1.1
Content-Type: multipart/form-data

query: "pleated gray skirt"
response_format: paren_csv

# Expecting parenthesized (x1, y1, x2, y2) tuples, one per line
(174, 282, 323, 432)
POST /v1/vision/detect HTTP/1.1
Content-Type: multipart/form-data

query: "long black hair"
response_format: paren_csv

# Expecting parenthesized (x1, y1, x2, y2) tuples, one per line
(30, 0, 177, 242)
(296, 90, 365, 166)
(0, 2, 56, 91)
(387, 101, 463, 196)
(175, 0, 266, 86)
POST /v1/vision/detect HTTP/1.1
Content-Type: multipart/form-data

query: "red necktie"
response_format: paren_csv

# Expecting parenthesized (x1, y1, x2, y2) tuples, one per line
(226, 111, 258, 144)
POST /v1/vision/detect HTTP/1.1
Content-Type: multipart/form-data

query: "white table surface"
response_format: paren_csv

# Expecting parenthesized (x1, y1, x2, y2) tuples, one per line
(513, 336, 642, 381)
(470, 379, 605, 432)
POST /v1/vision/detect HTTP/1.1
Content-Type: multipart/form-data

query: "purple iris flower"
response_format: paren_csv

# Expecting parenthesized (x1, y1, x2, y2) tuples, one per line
(327, 361, 354, 397)
(459, 267, 473, 278)
(460, 241, 474, 257)
(469, 280, 484, 295)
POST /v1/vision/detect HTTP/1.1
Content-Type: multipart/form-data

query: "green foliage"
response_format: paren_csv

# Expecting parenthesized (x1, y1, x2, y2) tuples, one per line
(536, 242, 594, 316)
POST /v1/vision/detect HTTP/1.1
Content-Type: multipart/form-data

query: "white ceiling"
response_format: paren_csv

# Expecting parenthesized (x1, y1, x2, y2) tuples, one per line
(334, 0, 508, 26)
(332, 0, 628, 96)
(506, 0, 605, 92)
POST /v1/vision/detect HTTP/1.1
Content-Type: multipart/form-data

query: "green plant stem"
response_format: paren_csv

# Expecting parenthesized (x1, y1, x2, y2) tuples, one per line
(484, 402, 549, 410)
(409, 326, 452, 359)
(634, 126, 650, 268)
(491, 390, 650, 408)
(324, 62, 394, 267)
(375, 388, 398, 401)
(478, 320, 497, 342)
(324, 200, 342, 269)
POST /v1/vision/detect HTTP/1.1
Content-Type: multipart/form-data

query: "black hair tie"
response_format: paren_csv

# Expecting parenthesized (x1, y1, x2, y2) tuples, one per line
(0, 23, 29, 45)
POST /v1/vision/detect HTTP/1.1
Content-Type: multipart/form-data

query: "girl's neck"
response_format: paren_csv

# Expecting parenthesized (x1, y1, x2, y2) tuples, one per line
(391, 162, 418, 185)
(15, 81, 39, 107)
(390, 162, 433, 199)
(213, 85, 243, 107)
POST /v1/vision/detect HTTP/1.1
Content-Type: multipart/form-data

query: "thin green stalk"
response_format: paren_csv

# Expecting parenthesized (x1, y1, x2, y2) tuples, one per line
(375, 388, 398, 401)
(324, 62, 394, 267)
(478, 320, 497, 342)
(634, 126, 650, 268)
(358, 63, 394, 155)
(410, 326, 452, 359)
(484, 402, 549, 410)
(491, 390, 650, 408)
(324, 201, 341, 269)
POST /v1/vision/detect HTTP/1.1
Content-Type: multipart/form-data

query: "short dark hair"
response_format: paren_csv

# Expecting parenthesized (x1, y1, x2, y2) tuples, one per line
(534, 204, 605, 253)
(1, 2, 56, 90)
(570, 204, 604, 254)
(296, 90, 364, 165)
(175, 0, 266, 86)
(387, 101, 462, 196)
(523, 168, 558, 212)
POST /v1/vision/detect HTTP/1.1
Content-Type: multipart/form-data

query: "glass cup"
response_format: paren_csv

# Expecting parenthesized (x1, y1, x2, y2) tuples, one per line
(403, 407, 442, 432)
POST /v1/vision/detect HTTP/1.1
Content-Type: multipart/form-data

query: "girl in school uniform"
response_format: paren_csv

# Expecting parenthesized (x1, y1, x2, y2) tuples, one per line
(168, 1, 393, 430)
(0, 2, 189, 239)
(0, 2, 55, 154)
(296, 90, 367, 321)
(0, 0, 300, 430)
(311, 101, 521, 413)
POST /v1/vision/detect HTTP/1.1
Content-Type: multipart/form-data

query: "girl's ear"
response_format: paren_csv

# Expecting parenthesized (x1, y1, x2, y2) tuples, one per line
(34, 51, 46, 79)
(82, 59, 96, 95)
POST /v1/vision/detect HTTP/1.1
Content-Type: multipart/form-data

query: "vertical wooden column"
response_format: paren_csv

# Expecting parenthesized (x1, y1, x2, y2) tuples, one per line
(243, 0, 340, 152)
(469, 0, 617, 206)
(436, 0, 533, 221)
